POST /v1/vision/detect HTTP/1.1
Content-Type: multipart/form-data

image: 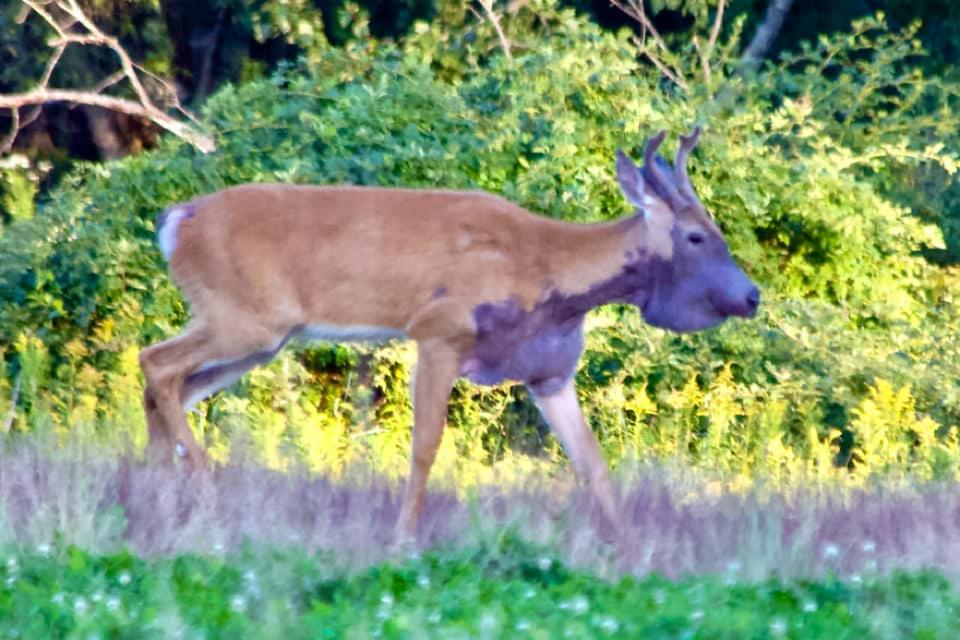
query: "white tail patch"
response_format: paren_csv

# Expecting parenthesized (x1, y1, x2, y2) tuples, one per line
(157, 207, 188, 260)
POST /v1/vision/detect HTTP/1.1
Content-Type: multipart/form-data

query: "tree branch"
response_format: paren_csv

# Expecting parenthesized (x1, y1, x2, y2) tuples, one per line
(1, 108, 20, 155)
(0, 89, 214, 152)
(2, 0, 215, 154)
(477, 0, 513, 61)
(630, 35, 688, 91)
(707, 0, 725, 53)
(612, 0, 688, 91)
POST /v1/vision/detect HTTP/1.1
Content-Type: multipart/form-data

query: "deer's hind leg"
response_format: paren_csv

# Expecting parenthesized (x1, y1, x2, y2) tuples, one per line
(140, 323, 288, 469)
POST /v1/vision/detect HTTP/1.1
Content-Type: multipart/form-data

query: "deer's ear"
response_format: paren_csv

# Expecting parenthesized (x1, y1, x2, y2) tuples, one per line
(616, 149, 647, 211)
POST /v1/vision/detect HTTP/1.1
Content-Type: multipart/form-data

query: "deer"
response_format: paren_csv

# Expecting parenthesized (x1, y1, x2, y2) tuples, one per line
(139, 127, 759, 541)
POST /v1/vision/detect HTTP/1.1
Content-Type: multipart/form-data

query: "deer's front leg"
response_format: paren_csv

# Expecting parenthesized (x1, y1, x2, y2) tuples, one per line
(530, 380, 621, 533)
(395, 339, 461, 542)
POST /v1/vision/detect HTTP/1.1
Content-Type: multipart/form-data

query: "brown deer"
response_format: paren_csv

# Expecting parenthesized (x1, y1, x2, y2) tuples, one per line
(140, 128, 759, 540)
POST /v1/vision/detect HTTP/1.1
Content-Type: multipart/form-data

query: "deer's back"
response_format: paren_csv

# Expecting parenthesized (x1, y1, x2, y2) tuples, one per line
(161, 183, 555, 332)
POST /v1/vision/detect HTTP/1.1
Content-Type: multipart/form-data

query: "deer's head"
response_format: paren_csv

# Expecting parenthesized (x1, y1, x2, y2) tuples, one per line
(616, 128, 759, 332)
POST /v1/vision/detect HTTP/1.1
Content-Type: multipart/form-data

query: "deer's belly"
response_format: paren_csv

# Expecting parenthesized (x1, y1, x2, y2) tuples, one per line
(301, 323, 405, 343)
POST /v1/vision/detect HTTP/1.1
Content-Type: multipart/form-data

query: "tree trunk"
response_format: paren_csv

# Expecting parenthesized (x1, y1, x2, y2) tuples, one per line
(740, 0, 795, 70)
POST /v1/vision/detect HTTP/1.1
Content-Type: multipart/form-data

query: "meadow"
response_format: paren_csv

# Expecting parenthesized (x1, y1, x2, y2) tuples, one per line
(2, 0, 960, 636)
(2, 440, 960, 638)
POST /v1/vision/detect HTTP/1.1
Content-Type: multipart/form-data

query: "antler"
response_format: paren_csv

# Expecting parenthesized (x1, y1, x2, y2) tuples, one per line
(674, 125, 702, 197)
(642, 130, 677, 199)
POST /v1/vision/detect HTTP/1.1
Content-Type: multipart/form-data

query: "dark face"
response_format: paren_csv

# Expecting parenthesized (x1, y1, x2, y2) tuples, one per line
(616, 134, 759, 333)
(640, 216, 759, 333)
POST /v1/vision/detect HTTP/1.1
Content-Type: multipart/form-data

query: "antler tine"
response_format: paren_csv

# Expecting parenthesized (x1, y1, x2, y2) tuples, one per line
(643, 129, 668, 166)
(674, 125, 702, 193)
(642, 129, 674, 197)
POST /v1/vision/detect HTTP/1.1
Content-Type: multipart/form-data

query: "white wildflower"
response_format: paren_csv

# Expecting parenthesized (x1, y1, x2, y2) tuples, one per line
(515, 619, 531, 631)
(229, 594, 246, 612)
(523, 587, 536, 599)
(862, 540, 876, 554)
(570, 595, 589, 615)
(74, 597, 88, 615)
(822, 543, 840, 559)
(598, 617, 619, 633)
(106, 597, 121, 613)
(243, 570, 261, 597)
(417, 574, 430, 589)
(690, 610, 704, 622)
(537, 556, 552, 571)
(803, 600, 817, 613)
(36, 544, 51, 557)
(380, 593, 394, 607)
(427, 611, 441, 624)
(118, 572, 131, 586)
(480, 612, 497, 631)
(52, 592, 64, 605)
(850, 573, 862, 585)
(770, 618, 787, 637)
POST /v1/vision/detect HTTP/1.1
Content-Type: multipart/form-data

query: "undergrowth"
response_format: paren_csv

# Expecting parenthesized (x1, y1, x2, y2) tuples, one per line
(1, 534, 957, 639)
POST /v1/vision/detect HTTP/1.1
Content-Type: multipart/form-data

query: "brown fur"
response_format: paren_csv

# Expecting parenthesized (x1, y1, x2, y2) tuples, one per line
(168, 185, 642, 340)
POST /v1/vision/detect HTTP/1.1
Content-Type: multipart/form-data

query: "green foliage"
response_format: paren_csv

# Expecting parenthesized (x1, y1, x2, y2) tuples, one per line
(749, 13, 960, 264)
(1, 538, 959, 638)
(0, 2, 958, 486)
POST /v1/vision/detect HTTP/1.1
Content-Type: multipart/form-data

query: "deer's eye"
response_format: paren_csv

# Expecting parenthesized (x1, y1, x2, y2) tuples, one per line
(687, 231, 706, 245)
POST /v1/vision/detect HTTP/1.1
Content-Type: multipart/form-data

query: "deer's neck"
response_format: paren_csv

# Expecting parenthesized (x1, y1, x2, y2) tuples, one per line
(540, 213, 656, 323)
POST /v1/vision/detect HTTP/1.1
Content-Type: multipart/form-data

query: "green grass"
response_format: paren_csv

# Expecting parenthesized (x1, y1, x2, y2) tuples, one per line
(2, 535, 958, 639)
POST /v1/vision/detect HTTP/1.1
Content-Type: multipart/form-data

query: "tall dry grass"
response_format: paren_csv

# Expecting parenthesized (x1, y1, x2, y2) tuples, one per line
(2, 435, 959, 583)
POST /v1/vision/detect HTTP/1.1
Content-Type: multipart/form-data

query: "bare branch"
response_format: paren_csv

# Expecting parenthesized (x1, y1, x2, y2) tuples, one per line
(49, 34, 103, 46)
(611, 0, 677, 59)
(21, 0, 65, 37)
(506, 0, 530, 14)
(0, 89, 214, 153)
(692, 36, 710, 87)
(39, 43, 66, 88)
(59, 0, 156, 110)
(20, 106, 44, 131)
(2, 0, 215, 154)
(1, 108, 20, 155)
(90, 70, 126, 94)
(630, 35, 688, 91)
(707, 0, 725, 53)
(477, 0, 513, 61)
(613, 0, 688, 91)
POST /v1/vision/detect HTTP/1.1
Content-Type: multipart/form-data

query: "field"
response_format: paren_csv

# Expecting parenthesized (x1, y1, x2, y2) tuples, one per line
(1, 440, 959, 637)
